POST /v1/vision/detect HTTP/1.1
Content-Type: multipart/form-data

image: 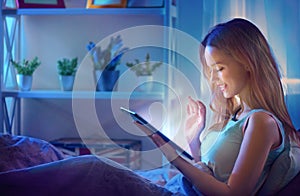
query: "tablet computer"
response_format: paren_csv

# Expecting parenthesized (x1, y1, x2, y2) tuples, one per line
(120, 107, 194, 160)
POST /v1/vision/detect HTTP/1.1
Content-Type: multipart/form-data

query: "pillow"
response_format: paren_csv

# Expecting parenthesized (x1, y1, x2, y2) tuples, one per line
(258, 136, 300, 195)
(0, 134, 65, 172)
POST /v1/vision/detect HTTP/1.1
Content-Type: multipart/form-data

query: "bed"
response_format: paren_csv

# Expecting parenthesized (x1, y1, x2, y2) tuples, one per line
(0, 133, 299, 195)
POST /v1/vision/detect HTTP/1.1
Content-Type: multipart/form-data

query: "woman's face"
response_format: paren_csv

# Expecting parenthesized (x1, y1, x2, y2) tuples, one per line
(204, 46, 250, 99)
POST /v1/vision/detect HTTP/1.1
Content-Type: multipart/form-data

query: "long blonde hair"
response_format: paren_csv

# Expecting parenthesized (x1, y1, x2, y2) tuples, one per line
(200, 18, 298, 143)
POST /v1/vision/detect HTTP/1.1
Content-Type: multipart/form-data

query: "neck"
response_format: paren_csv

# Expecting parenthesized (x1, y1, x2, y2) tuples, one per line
(241, 102, 251, 113)
(232, 102, 251, 121)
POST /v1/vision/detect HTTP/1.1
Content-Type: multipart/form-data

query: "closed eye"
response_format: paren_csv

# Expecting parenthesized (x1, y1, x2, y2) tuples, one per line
(216, 67, 224, 72)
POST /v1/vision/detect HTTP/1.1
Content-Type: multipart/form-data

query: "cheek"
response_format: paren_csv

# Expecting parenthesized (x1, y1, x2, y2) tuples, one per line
(236, 69, 250, 82)
(226, 66, 248, 81)
(231, 71, 250, 90)
(221, 70, 248, 88)
(218, 71, 229, 82)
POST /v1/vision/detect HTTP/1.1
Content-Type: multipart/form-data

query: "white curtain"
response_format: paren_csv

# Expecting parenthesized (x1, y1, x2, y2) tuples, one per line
(200, 0, 300, 128)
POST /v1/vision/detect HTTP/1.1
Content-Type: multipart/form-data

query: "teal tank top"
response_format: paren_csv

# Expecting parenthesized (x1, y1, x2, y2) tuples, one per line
(200, 109, 285, 192)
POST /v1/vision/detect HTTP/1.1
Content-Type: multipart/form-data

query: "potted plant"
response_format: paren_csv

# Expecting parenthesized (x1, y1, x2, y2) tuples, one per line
(126, 53, 162, 92)
(57, 57, 78, 91)
(86, 35, 129, 91)
(11, 57, 41, 91)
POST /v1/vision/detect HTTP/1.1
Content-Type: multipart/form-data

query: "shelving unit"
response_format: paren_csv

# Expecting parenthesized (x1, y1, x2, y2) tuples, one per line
(0, 0, 178, 138)
(2, 8, 165, 16)
(2, 90, 164, 99)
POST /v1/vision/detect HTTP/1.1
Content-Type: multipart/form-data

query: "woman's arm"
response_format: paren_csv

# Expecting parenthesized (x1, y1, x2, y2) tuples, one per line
(224, 112, 281, 194)
(149, 111, 280, 195)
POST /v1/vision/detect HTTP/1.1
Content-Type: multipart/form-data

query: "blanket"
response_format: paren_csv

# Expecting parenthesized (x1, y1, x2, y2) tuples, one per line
(0, 155, 177, 195)
(0, 134, 184, 195)
(0, 134, 65, 172)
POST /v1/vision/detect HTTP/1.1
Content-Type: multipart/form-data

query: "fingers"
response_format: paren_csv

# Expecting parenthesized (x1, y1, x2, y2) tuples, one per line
(133, 121, 154, 136)
(150, 133, 165, 147)
(187, 96, 196, 115)
(151, 134, 179, 162)
(133, 122, 168, 147)
(187, 96, 206, 115)
(134, 122, 179, 162)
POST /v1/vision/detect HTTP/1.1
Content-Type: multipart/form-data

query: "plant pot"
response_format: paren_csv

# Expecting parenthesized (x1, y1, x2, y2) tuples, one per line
(137, 75, 153, 92)
(94, 70, 120, 91)
(59, 75, 75, 91)
(17, 74, 32, 91)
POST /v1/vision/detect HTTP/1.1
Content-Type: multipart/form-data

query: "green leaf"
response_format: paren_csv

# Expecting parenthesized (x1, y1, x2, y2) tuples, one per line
(57, 57, 78, 76)
(11, 56, 41, 75)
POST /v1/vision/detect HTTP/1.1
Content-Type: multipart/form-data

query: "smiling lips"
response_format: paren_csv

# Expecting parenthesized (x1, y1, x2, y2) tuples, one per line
(218, 84, 226, 92)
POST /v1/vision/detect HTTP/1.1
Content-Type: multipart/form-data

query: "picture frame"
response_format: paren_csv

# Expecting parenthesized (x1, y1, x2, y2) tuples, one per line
(86, 0, 127, 8)
(16, 0, 65, 8)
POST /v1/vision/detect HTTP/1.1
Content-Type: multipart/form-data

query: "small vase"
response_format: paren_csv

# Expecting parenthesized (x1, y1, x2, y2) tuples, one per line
(137, 75, 153, 92)
(94, 70, 120, 91)
(17, 74, 32, 91)
(59, 75, 75, 91)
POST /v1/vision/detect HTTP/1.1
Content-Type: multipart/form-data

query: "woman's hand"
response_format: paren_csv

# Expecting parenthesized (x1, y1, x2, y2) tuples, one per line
(185, 97, 206, 161)
(185, 96, 206, 143)
(150, 133, 180, 162)
(134, 122, 180, 162)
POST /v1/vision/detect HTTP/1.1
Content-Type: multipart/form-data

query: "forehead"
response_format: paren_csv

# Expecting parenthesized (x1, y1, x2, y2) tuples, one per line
(204, 46, 227, 67)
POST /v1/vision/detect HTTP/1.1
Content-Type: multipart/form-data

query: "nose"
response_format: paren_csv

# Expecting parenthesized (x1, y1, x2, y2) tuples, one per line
(210, 69, 218, 82)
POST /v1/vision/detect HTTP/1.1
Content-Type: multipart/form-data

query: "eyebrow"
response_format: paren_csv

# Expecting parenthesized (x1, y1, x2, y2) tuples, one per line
(208, 62, 223, 67)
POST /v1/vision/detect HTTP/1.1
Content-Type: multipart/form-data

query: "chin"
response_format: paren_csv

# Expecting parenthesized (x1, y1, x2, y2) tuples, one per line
(223, 92, 234, 99)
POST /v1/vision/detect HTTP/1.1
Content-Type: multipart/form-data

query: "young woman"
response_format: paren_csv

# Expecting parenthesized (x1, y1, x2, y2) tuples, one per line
(137, 18, 300, 195)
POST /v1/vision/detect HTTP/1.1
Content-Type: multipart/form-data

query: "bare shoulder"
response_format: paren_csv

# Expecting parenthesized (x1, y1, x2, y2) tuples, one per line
(247, 111, 278, 129)
(245, 111, 280, 147)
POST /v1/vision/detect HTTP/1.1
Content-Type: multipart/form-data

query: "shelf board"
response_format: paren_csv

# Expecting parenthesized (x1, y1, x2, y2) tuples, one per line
(2, 90, 164, 100)
(2, 8, 165, 16)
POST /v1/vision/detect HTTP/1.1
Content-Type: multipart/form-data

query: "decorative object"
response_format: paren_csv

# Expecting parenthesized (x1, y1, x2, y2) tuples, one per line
(11, 57, 41, 91)
(16, 75, 32, 91)
(57, 57, 78, 91)
(86, 0, 127, 8)
(64, 0, 87, 8)
(94, 69, 120, 91)
(136, 75, 153, 92)
(86, 35, 128, 91)
(127, 0, 164, 8)
(126, 53, 162, 91)
(16, 0, 65, 8)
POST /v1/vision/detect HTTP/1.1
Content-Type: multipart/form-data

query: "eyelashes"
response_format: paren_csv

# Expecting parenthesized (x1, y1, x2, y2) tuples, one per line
(216, 67, 224, 72)
(207, 65, 225, 78)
